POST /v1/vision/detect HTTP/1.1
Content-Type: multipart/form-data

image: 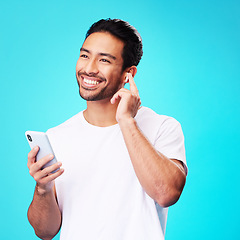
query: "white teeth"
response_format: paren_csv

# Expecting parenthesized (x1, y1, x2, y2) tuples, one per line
(83, 78, 99, 85)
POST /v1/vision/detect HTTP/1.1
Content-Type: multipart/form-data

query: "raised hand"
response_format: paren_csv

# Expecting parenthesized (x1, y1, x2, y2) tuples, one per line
(110, 73, 141, 123)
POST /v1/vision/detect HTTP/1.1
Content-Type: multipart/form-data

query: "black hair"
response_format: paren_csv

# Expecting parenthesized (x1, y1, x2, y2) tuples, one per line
(85, 18, 143, 71)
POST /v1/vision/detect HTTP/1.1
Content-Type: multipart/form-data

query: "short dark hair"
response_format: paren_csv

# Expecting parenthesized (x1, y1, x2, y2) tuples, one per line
(85, 18, 143, 71)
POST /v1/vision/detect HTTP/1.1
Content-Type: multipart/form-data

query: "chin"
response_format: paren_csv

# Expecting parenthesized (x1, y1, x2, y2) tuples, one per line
(79, 90, 103, 101)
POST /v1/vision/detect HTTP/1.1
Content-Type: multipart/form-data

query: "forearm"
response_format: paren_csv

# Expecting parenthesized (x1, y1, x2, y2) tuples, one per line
(28, 185, 62, 240)
(119, 117, 186, 207)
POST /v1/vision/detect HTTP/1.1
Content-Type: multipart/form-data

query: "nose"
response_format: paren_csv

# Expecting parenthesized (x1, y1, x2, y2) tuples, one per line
(85, 59, 99, 75)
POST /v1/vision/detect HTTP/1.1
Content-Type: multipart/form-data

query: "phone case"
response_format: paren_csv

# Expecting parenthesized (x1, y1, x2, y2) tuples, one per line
(25, 131, 59, 173)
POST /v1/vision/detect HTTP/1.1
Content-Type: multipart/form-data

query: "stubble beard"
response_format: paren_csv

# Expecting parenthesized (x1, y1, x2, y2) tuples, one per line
(76, 71, 122, 102)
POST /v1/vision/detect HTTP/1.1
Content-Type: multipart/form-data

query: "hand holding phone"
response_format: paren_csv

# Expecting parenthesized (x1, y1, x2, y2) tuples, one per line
(25, 131, 59, 173)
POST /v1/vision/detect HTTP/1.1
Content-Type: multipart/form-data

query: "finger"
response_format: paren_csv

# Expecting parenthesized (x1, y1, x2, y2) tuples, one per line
(27, 146, 39, 168)
(29, 154, 54, 175)
(110, 92, 119, 105)
(38, 168, 64, 185)
(34, 162, 63, 182)
(110, 88, 128, 104)
(128, 73, 139, 95)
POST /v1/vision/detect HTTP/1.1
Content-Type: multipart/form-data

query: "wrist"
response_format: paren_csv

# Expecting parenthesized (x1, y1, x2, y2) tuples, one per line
(36, 183, 52, 196)
(118, 116, 137, 129)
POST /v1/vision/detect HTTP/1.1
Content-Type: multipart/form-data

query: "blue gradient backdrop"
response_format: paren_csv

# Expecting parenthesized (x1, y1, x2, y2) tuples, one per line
(0, 0, 239, 239)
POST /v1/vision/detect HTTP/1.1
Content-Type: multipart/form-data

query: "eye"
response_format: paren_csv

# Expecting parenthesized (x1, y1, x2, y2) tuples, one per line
(80, 54, 88, 59)
(100, 58, 111, 63)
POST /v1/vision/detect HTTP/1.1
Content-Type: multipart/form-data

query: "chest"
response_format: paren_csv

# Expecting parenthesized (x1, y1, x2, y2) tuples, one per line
(53, 126, 136, 193)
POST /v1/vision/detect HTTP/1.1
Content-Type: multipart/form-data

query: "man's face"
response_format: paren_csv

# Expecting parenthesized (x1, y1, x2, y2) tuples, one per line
(76, 32, 125, 101)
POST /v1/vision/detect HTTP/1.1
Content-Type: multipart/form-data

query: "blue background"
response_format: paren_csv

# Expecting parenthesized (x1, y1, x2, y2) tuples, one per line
(0, 0, 239, 239)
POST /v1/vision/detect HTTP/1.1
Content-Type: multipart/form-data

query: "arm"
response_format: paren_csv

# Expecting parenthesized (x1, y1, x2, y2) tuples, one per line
(111, 73, 186, 208)
(118, 117, 186, 207)
(27, 147, 64, 239)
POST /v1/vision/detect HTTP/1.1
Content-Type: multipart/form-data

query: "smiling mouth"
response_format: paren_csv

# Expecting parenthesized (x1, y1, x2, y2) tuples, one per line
(79, 73, 106, 89)
(83, 77, 100, 85)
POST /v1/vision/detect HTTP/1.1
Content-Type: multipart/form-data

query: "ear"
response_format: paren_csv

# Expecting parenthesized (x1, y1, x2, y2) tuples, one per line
(128, 66, 137, 77)
(123, 66, 137, 83)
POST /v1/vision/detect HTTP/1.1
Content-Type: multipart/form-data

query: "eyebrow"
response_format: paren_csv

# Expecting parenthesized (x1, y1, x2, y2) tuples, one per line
(80, 47, 116, 60)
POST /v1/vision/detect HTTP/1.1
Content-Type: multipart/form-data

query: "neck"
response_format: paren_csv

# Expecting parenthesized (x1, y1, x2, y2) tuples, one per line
(83, 99, 119, 127)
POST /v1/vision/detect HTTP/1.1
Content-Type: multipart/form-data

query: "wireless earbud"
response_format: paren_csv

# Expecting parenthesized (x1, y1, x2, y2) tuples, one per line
(125, 73, 129, 83)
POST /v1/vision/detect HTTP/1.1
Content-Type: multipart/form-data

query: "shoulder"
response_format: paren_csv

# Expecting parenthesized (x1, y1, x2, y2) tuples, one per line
(47, 111, 84, 135)
(135, 106, 180, 129)
(135, 107, 183, 146)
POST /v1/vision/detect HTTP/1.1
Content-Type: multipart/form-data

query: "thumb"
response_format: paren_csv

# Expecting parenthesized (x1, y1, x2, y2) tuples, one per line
(110, 91, 121, 104)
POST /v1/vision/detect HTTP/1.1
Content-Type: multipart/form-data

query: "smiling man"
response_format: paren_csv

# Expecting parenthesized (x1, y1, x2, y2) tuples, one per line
(27, 19, 187, 240)
(77, 31, 126, 102)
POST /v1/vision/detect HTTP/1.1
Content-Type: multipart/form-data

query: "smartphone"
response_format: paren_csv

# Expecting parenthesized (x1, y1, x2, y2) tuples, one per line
(25, 131, 59, 173)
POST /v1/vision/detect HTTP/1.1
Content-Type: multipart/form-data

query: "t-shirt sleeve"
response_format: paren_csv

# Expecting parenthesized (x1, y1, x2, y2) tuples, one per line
(154, 117, 188, 175)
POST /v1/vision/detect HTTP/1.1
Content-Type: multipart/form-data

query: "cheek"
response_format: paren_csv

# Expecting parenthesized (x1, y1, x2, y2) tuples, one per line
(75, 61, 79, 72)
(76, 59, 83, 72)
(108, 66, 124, 81)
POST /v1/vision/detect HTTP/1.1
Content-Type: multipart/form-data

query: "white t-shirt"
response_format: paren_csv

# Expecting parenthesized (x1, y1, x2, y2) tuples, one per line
(47, 107, 187, 240)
